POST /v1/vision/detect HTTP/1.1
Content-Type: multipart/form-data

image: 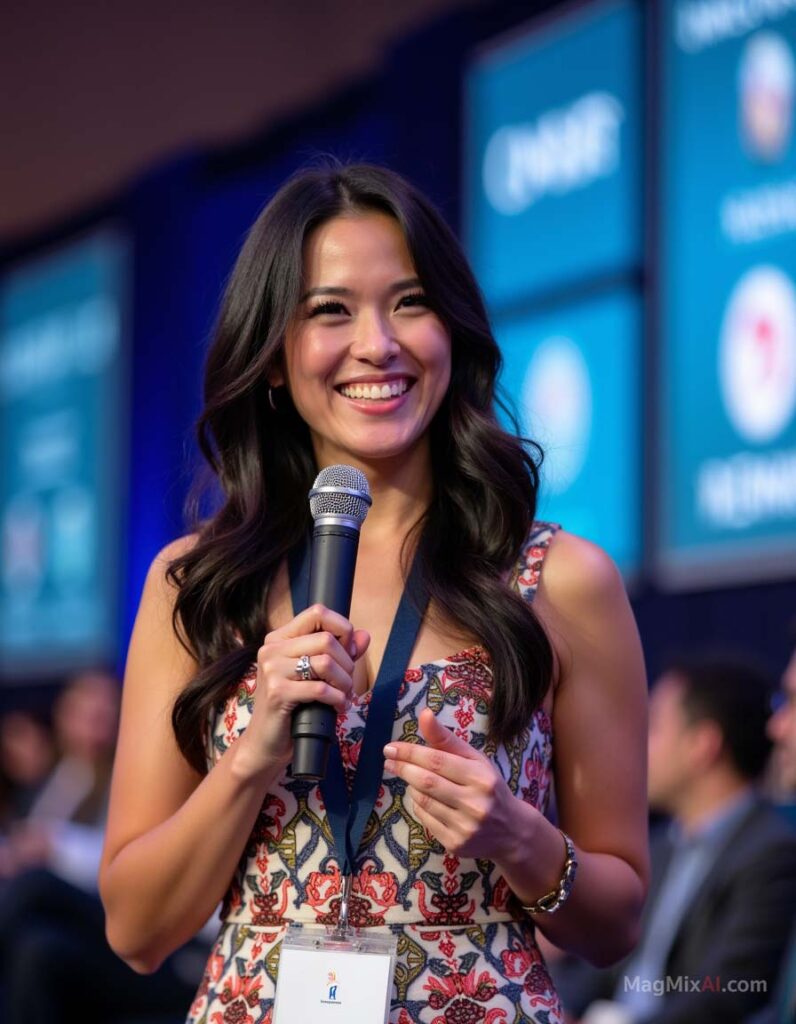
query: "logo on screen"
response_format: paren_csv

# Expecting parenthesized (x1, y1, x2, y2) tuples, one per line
(326, 969, 338, 1002)
(483, 92, 624, 215)
(521, 336, 592, 494)
(719, 265, 796, 444)
(739, 32, 794, 162)
(2, 495, 45, 593)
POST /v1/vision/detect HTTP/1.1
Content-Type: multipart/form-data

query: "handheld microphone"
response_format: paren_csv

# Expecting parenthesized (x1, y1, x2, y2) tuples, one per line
(290, 464, 371, 781)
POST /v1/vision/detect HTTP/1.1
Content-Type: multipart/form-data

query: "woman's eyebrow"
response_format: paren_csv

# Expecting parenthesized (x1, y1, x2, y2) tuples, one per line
(299, 277, 422, 303)
(299, 286, 351, 302)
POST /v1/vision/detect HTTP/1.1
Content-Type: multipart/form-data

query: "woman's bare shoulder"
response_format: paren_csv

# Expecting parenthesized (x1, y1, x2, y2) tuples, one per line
(144, 532, 201, 595)
(536, 529, 625, 620)
(153, 532, 201, 569)
(134, 533, 202, 665)
(534, 530, 635, 683)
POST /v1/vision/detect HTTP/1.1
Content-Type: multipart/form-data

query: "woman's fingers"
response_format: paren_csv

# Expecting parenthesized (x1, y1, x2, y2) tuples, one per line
(384, 755, 469, 810)
(256, 660, 351, 712)
(266, 604, 357, 655)
(407, 786, 459, 835)
(261, 628, 355, 683)
(383, 711, 512, 859)
(253, 606, 373, 725)
(282, 675, 351, 712)
(352, 628, 371, 660)
(417, 707, 480, 760)
(257, 632, 358, 711)
(383, 740, 480, 787)
(279, 631, 355, 676)
(281, 649, 353, 702)
(245, 609, 367, 773)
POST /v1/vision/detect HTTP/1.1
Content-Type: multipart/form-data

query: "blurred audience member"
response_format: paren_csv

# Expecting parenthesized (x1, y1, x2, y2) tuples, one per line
(0, 669, 118, 889)
(0, 710, 54, 829)
(551, 655, 796, 1024)
(0, 669, 206, 1023)
(767, 642, 796, 815)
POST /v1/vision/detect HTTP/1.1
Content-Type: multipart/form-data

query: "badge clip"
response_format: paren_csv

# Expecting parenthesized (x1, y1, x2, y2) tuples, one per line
(330, 873, 353, 941)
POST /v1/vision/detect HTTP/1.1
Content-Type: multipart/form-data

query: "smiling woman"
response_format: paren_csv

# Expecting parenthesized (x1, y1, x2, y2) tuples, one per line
(99, 163, 648, 1024)
(273, 212, 451, 469)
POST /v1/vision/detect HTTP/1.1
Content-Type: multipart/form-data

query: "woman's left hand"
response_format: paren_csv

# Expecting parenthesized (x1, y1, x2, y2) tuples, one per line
(383, 707, 528, 863)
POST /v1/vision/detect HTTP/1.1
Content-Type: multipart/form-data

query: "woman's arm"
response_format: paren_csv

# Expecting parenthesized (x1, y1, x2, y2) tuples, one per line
(100, 536, 275, 973)
(497, 530, 649, 965)
(383, 530, 649, 967)
(99, 538, 363, 974)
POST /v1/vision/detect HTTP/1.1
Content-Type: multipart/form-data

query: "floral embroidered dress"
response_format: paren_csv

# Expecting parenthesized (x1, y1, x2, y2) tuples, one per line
(187, 522, 564, 1024)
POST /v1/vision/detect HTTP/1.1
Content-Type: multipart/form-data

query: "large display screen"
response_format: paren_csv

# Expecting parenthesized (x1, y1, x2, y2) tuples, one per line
(496, 288, 642, 577)
(0, 231, 129, 678)
(465, 0, 642, 311)
(658, 0, 796, 586)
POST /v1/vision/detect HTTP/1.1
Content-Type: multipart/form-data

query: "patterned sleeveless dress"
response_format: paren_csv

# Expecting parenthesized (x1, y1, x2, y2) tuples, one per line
(187, 522, 565, 1024)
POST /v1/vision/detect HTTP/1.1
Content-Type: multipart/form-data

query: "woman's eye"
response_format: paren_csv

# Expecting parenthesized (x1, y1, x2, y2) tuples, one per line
(396, 292, 429, 310)
(307, 300, 348, 318)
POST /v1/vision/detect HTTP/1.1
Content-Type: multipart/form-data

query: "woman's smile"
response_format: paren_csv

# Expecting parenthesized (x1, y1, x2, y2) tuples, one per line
(337, 376, 412, 401)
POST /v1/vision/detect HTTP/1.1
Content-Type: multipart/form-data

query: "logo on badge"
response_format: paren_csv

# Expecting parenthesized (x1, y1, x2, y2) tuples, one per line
(521, 335, 592, 495)
(739, 31, 795, 162)
(719, 265, 796, 444)
(326, 969, 339, 1002)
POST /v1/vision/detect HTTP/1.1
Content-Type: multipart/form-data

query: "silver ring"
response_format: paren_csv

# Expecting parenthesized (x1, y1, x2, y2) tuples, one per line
(295, 654, 315, 681)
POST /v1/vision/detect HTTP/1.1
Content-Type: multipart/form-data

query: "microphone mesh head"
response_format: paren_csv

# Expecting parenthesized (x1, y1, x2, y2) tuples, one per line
(309, 464, 371, 524)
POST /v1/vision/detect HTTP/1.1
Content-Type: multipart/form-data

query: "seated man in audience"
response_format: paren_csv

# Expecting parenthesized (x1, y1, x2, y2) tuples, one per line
(767, 639, 796, 820)
(747, 641, 796, 1023)
(550, 655, 796, 1024)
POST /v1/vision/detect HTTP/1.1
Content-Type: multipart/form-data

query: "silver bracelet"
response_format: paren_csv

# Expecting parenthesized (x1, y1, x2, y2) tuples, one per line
(520, 829, 578, 914)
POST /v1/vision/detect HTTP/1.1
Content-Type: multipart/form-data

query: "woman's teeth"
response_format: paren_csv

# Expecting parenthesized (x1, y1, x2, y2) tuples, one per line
(340, 380, 409, 400)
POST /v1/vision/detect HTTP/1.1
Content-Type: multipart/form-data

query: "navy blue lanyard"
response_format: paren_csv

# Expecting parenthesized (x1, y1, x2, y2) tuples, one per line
(288, 536, 427, 875)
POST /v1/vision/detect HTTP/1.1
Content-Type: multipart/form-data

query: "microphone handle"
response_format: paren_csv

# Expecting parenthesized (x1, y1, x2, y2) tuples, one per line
(291, 523, 360, 780)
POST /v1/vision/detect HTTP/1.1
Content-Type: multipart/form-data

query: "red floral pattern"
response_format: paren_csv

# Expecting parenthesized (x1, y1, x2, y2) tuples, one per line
(187, 523, 563, 1024)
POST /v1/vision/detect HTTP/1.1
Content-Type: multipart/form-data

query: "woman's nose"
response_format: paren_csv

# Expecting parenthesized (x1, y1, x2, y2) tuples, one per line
(349, 312, 399, 363)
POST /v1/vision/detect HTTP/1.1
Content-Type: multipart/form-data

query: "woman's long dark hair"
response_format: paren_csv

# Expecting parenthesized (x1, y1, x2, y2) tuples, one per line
(169, 163, 554, 773)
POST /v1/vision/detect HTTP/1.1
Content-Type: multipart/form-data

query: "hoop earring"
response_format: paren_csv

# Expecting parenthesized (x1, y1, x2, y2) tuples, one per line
(268, 386, 278, 412)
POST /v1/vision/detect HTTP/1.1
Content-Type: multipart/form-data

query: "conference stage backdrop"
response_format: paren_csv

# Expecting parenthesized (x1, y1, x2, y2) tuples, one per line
(658, 0, 796, 586)
(465, 0, 643, 575)
(496, 289, 642, 576)
(0, 231, 129, 678)
(465, 0, 642, 311)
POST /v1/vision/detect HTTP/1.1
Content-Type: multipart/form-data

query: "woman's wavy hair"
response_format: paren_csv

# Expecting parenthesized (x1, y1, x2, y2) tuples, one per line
(169, 162, 553, 773)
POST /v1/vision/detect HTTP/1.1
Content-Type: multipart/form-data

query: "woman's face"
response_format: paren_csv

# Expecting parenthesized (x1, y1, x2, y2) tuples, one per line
(278, 211, 451, 470)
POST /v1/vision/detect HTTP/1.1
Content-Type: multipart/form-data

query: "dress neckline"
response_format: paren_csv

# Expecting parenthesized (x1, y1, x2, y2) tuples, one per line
(350, 643, 490, 702)
(347, 641, 554, 730)
(282, 522, 556, 702)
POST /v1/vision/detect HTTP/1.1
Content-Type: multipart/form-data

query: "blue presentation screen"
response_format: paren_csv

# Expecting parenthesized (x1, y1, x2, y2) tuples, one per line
(658, 1, 796, 586)
(465, 0, 642, 311)
(0, 231, 129, 678)
(496, 289, 642, 577)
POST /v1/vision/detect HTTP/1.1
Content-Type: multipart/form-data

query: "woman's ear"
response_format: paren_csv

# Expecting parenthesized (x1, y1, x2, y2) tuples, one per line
(267, 351, 286, 389)
(266, 359, 287, 413)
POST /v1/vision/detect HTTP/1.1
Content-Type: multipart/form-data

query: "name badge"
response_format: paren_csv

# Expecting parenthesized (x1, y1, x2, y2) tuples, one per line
(273, 924, 397, 1024)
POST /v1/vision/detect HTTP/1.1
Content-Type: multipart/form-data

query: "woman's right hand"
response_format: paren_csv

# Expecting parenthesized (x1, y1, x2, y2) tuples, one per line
(237, 604, 370, 777)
